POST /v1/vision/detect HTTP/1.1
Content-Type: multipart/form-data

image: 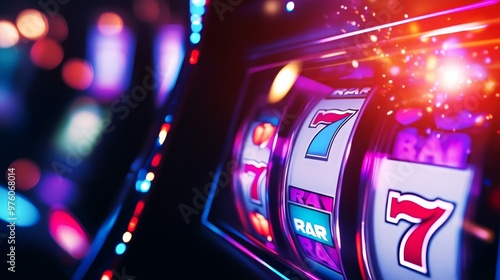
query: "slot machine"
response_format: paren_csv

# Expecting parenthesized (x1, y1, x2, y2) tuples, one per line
(202, 0, 500, 279)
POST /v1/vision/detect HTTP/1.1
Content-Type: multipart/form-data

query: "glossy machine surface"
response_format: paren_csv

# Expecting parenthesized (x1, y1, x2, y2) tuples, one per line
(202, 0, 500, 279)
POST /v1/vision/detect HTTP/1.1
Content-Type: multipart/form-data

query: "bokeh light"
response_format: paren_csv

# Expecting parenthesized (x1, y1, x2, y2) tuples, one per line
(0, 84, 21, 127)
(101, 270, 113, 280)
(151, 153, 162, 167)
(49, 208, 90, 259)
(0, 186, 40, 226)
(8, 158, 41, 191)
(134, 0, 160, 23)
(88, 25, 135, 101)
(269, 60, 302, 103)
(286, 1, 295, 12)
(36, 173, 76, 205)
(128, 217, 138, 232)
(97, 12, 123, 35)
(155, 25, 185, 106)
(62, 58, 94, 90)
(0, 20, 19, 48)
(264, 0, 280, 15)
(122, 231, 132, 243)
(30, 38, 64, 70)
(146, 172, 155, 181)
(47, 15, 68, 42)
(55, 97, 105, 157)
(16, 9, 48, 40)
(115, 242, 126, 255)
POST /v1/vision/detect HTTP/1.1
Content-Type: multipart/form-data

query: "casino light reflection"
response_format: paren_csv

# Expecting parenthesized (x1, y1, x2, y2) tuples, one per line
(88, 14, 135, 101)
(49, 208, 90, 259)
(0, 186, 40, 227)
(268, 61, 302, 104)
(154, 25, 185, 107)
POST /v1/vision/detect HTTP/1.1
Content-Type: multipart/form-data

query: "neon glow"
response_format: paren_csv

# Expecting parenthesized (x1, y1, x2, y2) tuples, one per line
(190, 0, 207, 44)
(0, 186, 40, 227)
(191, 22, 202, 33)
(306, 109, 357, 160)
(49, 209, 90, 259)
(154, 25, 185, 106)
(88, 25, 135, 101)
(287, 186, 340, 271)
(190, 32, 201, 44)
(135, 180, 151, 193)
(395, 108, 423, 126)
(420, 22, 488, 39)
(115, 243, 126, 255)
(317, 0, 498, 45)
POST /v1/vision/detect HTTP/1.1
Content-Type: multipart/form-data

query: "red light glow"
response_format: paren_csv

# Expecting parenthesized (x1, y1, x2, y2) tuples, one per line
(252, 123, 276, 148)
(151, 153, 162, 167)
(47, 15, 68, 42)
(249, 212, 271, 239)
(98, 12, 123, 35)
(49, 209, 90, 259)
(101, 270, 113, 280)
(189, 49, 200, 64)
(128, 217, 138, 232)
(30, 38, 64, 70)
(133, 201, 145, 216)
(8, 158, 41, 191)
(62, 58, 94, 90)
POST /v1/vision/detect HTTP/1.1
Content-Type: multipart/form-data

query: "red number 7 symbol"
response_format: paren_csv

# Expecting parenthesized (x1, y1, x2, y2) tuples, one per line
(386, 190, 455, 275)
(243, 161, 267, 204)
